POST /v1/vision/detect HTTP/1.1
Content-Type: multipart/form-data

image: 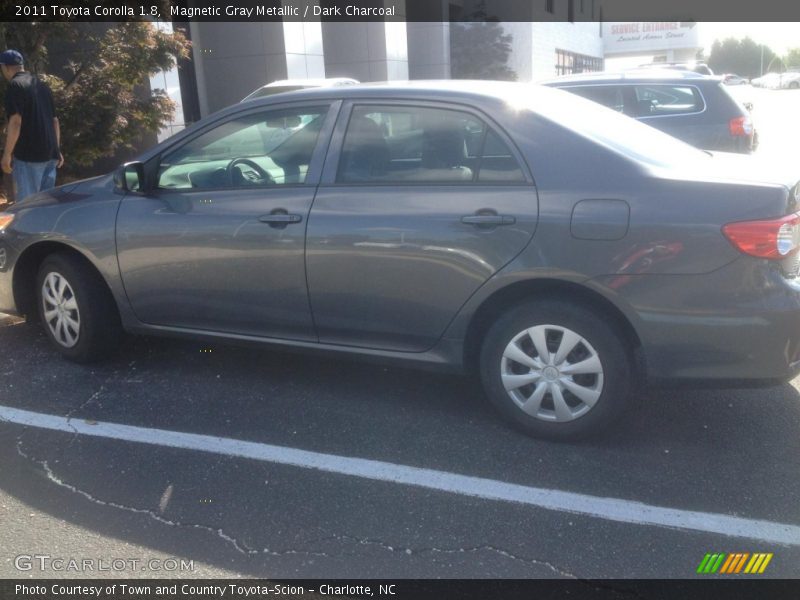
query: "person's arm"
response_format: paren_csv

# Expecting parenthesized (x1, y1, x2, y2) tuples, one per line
(1, 114, 21, 174)
(53, 116, 64, 168)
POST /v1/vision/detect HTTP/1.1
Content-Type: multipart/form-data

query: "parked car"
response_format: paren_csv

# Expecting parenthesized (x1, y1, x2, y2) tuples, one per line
(542, 70, 757, 153)
(721, 73, 748, 86)
(751, 71, 800, 89)
(1, 81, 799, 440)
(637, 61, 714, 76)
(241, 77, 359, 102)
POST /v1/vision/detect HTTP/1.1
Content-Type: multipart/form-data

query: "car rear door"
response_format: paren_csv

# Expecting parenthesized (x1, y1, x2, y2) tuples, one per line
(305, 100, 539, 352)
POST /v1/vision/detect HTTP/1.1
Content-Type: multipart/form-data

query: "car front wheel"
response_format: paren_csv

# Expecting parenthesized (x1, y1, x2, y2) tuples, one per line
(479, 300, 634, 441)
(36, 254, 122, 363)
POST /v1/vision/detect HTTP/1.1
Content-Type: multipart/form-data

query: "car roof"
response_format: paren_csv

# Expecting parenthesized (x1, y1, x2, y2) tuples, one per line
(238, 79, 552, 107)
(258, 77, 360, 88)
(540, 69, 718, 85)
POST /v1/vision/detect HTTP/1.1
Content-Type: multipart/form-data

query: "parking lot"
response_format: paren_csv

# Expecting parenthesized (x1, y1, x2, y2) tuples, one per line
(729, 86, 800, 165)
(1, 87, 800, 581)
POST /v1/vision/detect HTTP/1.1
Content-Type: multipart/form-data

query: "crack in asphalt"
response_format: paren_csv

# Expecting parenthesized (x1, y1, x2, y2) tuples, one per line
(14, 439, 259, 557)
(10, 433, 582, 575)
(10, 407, 338, 563)
(309, 531, 578, 578)
(64, 384, 107, 440)
(8, 430, 654, 589)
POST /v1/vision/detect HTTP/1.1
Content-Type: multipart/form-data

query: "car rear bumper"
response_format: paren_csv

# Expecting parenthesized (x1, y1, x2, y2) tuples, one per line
(595, 259, 800, 385)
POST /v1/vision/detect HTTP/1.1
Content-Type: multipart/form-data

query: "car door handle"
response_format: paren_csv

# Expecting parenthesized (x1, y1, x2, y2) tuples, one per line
(258, 213, 303, 225)
(461, 214, 516, 226)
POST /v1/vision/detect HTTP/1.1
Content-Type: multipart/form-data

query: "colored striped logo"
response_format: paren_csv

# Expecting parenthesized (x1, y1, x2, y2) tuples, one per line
(696, 552, 773, 574)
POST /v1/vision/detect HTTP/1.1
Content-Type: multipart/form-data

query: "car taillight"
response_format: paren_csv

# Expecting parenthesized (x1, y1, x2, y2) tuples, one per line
(729, 115, 753, 136)
(723, 213, 800, 259)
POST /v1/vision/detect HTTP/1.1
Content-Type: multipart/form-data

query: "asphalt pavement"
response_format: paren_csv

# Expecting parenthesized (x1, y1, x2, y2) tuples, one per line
(0, 317, 799, 579)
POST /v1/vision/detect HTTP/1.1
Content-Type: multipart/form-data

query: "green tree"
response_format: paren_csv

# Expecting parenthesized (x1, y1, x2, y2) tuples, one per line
(707, 37, 776, 79)
(0, 22, 189, 180)
(450, 1, 517, 81)
(785, 48, 800, 69)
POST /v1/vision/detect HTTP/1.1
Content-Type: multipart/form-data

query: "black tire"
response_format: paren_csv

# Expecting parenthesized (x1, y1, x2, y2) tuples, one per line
(790, 82, 800, 90)
(36, 253, 122, 363)
(479, 299, 634, 441)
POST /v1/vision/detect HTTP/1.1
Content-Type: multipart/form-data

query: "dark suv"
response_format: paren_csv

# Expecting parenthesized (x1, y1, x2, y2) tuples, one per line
(542, 70, 756, 154)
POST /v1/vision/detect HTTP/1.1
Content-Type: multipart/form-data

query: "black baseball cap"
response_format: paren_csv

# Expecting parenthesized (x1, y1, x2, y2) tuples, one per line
(0, 50, 24, 66)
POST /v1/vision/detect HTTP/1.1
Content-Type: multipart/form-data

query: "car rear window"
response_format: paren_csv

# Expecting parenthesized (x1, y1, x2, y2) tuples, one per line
(632, 84, 704, 116)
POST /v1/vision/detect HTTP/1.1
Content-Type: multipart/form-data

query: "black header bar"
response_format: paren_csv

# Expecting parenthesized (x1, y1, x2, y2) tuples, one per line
(2, 0, 800, 22)
(1, 579, 800, 600)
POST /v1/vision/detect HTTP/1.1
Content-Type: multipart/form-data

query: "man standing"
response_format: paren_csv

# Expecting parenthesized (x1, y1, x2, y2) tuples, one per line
(1, 49, 64, 204)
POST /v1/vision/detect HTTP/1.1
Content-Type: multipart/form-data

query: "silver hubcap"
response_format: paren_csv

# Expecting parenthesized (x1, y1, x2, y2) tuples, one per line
(42, 272, 81, 348)
(501, 324, 604, 422)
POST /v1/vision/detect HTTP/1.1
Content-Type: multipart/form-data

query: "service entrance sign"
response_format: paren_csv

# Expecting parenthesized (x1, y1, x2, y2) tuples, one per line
(603, 22, 701, 56)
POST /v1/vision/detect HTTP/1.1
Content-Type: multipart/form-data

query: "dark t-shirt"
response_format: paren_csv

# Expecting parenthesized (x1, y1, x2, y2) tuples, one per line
(4, 71, 59, 162)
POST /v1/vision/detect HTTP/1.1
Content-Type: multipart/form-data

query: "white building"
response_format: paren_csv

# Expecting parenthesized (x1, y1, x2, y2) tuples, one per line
(169, 0, 604, 119)
(163, 8, 702, 125)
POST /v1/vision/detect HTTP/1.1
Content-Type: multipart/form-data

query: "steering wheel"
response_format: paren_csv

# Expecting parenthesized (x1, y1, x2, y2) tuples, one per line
(226, 158, 274, 186)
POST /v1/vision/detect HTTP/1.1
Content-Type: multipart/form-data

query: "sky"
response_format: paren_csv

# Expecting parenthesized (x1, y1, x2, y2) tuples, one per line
(700, 23, 800, 55)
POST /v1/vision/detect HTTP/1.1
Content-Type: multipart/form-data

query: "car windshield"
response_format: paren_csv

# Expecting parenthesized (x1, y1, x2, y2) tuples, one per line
(524, 85, 711, 168)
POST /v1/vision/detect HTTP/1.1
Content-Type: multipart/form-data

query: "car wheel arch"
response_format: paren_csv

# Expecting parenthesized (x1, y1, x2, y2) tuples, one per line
(462, 278, 644, 380)
(13, 242, 118, 322)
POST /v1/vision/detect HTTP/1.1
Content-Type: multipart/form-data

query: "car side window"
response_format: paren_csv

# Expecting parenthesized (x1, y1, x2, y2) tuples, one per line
(336, 105, 525, 184)
(632, 85, 703, 117)
(478, 129, 526, 183)
(566, 86, 625, 114)
(157, 106, 328, 190)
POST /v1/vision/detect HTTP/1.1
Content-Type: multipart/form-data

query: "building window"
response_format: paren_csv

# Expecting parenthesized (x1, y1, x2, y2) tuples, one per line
(555, 49, 604, 76)
(545, 0, 554, 14)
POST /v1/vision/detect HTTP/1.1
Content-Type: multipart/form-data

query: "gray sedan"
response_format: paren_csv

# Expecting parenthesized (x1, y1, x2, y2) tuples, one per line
(1, 81, 799, 441)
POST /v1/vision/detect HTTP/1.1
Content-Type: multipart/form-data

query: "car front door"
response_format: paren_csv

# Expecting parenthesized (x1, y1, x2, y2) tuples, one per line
(305, 101, 539, 352)
(116, 102, 337, 340)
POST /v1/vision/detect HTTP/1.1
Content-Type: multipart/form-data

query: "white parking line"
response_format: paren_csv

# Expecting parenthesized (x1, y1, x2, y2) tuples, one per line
(2, 404, 799, 546)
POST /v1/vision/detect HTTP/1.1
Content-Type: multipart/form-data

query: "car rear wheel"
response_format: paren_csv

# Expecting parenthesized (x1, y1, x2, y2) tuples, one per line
(37, 254, 122, 363)
(789, 81, 800, 90)
(479, 300, 634, 441)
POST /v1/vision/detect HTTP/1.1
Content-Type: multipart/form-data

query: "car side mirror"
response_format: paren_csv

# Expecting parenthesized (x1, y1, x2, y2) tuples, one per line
(114, 161, 146, 193)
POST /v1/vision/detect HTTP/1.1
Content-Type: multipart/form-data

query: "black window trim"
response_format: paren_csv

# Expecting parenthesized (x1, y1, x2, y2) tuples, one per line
(320, 99, 536, 188)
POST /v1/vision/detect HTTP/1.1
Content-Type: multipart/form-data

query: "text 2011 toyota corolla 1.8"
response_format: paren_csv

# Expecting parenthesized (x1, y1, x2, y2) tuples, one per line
(1, 81, 799, 441)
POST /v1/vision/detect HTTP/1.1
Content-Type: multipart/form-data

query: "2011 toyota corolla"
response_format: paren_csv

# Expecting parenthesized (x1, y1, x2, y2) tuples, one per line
(1, 81, 799, 441)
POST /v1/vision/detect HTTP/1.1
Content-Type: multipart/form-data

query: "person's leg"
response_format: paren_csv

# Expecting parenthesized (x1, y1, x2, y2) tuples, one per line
(11, 159, 38, 203)
(40, 159, 57, 192)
